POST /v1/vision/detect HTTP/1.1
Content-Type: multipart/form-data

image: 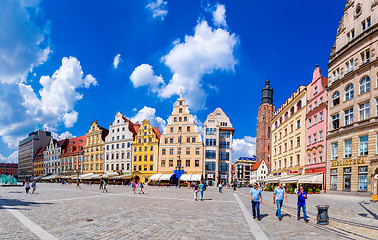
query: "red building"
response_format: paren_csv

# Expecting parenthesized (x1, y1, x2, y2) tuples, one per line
(61, 135, 87, 176)
(256, 79, 275, 169)
(0, 163, 18, 176)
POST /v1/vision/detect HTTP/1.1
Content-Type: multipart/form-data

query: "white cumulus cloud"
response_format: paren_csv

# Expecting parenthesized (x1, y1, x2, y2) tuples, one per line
(0, 57, 96, 148)
(130, 4, 238, 111)
(113, 54, 121, 69)
(0, 0, 51, 84)
(130, 64, 163, 92)
(212, 4, 227, 27)
(233, 136, 256, 162)
(146, 0, 168, 20)
(52, 131, 76, 140)
(0, 151, 18, 163)
(129, 106, 166, 133)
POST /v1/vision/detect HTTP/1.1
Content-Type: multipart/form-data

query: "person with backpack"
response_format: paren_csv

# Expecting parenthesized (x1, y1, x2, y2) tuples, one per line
(199, 181, 205, 201)
(139, 182, 144, 194)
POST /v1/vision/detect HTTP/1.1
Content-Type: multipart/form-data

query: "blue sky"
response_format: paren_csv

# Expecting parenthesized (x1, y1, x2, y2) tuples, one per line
(0, 0, 345, 163)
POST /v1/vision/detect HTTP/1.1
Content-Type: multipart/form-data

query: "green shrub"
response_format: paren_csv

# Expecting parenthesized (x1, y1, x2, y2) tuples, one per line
(315, 188, 320, 192)
(287, 188, 293, 192)
(308, 188, 313, 192)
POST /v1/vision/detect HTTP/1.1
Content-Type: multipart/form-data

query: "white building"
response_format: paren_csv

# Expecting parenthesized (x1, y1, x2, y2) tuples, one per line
(44, 138, 67, 175)
(250, 160, 269, 184)
(104, 112, 136, 174)
(203, 108, 234, 185)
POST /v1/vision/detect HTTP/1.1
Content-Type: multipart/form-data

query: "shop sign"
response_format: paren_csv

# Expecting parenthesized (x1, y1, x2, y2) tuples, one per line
(273, 173, 281, 176)
(331, 158, 365, 167)
(299, 168, 303, 174)
(207, 174, 214, 179)
(221, 175, 227, 179)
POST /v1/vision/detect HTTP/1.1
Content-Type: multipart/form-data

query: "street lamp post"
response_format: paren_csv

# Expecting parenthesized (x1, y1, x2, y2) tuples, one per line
(176, 155, 183, 188)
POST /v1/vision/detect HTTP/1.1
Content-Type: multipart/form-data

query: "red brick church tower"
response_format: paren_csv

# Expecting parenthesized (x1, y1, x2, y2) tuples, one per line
(256, 79, 274, 169)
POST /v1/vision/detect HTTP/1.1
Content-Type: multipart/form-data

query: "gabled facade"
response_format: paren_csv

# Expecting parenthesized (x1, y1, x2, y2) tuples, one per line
(104, 112, 136, 175)
(61, 135, 86, 176)
(33, 147, 46, 177)
(132, 119, 161, 182)
(203, 108, 234, 185)
(250, 160, 268, 184)
(327, 0, 378, 195)
(158, 94, 204, 176)
(83, 121, 109, 174)
(44, 138, 68, 175)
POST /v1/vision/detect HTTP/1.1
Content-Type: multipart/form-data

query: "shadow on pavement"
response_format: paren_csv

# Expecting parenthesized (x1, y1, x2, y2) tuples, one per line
(0, 198, 53, 210)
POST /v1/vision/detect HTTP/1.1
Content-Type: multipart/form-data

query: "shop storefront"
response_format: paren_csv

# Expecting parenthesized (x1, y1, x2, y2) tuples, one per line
(327, 158, 375, 195)
(305, 163, 326, 191)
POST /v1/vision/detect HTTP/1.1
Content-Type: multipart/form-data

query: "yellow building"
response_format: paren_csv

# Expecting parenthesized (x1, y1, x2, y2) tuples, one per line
(33, 146, 46, 177)
(83, 120, 109, 174)
(132, 119, 161, 183)
(271, 85, 308, 177)
(158, 94, 204, 178)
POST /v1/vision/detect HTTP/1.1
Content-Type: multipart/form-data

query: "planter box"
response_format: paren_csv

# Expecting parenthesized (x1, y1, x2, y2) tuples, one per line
(315, 192, 320, 194)
(308, 192, 313, 194)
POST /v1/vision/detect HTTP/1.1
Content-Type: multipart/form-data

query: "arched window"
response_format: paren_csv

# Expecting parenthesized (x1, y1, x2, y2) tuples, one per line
(290, 107, 295, 116)
(280, 117, 283, 124)
(285, 112, 288, 120)
(297, 100, 302, 110)
(332, 91, 340, 106)
(345, 84, 354, 100)
(360, 76, 370, 94)
(275, 121, 278, 128)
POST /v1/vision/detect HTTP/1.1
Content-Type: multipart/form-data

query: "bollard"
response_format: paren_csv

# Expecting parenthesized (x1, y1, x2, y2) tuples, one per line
(316, 205, 329, 225)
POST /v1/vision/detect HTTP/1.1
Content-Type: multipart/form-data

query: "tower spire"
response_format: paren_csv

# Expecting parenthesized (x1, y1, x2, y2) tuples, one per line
(261, 78, 273, 105)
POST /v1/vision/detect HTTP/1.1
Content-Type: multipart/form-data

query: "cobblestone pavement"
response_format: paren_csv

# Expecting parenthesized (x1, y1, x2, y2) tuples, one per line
(237, 188, 378, 240)
(0, 184, 377, 239)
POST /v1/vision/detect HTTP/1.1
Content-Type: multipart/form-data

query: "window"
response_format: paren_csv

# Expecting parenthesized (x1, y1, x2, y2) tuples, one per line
(308, 136, 311, 146)
(297, 137, 300, 147)
(205, 162, 216, 171)
(187, 126, 190, 132)
(170, 138, 174, 144)
(307, 154, 311, 164)
(314, 116, 317, 124)
(179, 117, 182, 122)
(362, 20, 366, 31)
(297, 120, 300, 129)
(179, 108, 182, 113)
(351, 29, 355, 38)
(345, 108, 354, 125)
(195, 160, 199, 167)
(186, 148, 190, 154)
(350, 59, 354, 71)
(313, 134, 317, 144)
(309, 105, 312, 111)
(319, 151, 323, 162)
(297, 101, 302, 110)
(186, 160, 191, 167)
(358, 166, 368, 191)
(206, 150, 216, 159)
(184, 117, 187, 121)
(332, 91, 340, 106)
(319, 131, 323, 141)
(332, 113, 339, 129)
(359, 102, 370, 120)
(219, 163, 229, 172)
(314, 101, 317, 108)
(285, 112, 288, 120)
(290, 107, 294, 116)
(187, 137, 190, 143)
(344, 139, 352, 158)
(196, 148, 200, 155)
(331, 142, 338, 160)
(346, 61, 349, 73)
(359, 135, 368, 156)
(345, 84, 354, 100)
(219, 152, 229, 160)
(343, 168, 351, 190)
(360, 76, 370, 94)
(367, 17, 371, 28)
(320, 111, 323, 121)
(192, 137, 196, 143)
(320, 97, 323, 104)
(170, 127, 174, 133)
(313, 153, 316, 164)
(168, 160, 173, 167)
(169, 148, 173, 155)
(161, 160, 165, 167)
(308, 119, 312, 127)
(330, 169, 337, 190)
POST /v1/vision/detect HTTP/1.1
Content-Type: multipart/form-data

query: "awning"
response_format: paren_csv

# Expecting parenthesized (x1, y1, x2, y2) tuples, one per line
(190, 174, 202, 182)
(149, 174, 163, 181)
(261, 175, 298, 183)
(79, 173, 94, 179)
(179, 174, 192, 181)
(298, 174, 323, 184)
(110, 174, 132, 179)
(281, 175, 304, 183)
(159, 174, 174, 181)
(102, 172, 119, 178)
(90, 174, 103, 180)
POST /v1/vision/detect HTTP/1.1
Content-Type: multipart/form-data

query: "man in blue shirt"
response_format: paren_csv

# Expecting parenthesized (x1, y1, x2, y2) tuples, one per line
(273, 182, 288, 221)
(297, 186, 309, 222)
(199, 181, 205, 201)
(250, 182, 262, 221)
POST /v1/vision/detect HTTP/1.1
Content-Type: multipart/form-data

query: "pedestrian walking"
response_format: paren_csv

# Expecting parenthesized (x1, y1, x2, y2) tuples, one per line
(25, 180, 30, 193)
(76, 180, 81, 189)
(139, 182, 144, 194)
(199, 181, 205, 201)
(99, 180, 103, 190)
(297, 186, 309, 222)
(273, 182, 288, 221)
(193, 183, 199, 201)
(102, 180, 108, 193)
(132, 181, 136, 194)
(31, 180, 37, 194)
(218, 183, 223, 193)
(250, 182, 262, 221)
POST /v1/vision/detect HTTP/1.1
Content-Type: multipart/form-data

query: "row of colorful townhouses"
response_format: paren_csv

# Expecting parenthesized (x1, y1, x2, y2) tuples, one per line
(18, 94, 234, 186)
(255, 0, 378, 197)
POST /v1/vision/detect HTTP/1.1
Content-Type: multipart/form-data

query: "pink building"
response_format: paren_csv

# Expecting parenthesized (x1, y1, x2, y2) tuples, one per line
(305, 66, 328, 190)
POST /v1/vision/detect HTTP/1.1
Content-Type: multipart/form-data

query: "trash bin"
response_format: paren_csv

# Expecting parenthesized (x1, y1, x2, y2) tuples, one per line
(316, 205, 329, 225)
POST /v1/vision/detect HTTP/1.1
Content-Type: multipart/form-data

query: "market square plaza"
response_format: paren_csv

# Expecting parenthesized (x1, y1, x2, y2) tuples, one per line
(0, 183, 377, 239)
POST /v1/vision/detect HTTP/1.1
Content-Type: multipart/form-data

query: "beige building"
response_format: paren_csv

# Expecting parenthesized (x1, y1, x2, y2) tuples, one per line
(158, 94, 204, 180)
(326, 0, 378, 196)
(83, 121, 109, 174)
(235, 157, 256, 185)
(271, 86, 308, 177)
(203, 108, 234, 185)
